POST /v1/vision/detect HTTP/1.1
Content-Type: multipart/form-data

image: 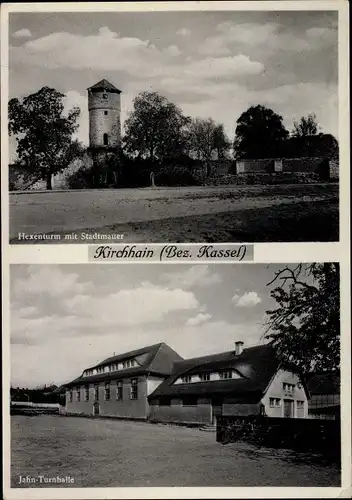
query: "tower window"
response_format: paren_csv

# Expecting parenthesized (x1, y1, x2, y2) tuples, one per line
(104, 111, 108, 116)
(103, 134, 109, 146)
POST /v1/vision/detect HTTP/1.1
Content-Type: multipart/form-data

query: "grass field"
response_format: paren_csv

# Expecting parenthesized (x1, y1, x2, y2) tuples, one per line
(11, 415, 340, 487)
(9, 183, 338, 243)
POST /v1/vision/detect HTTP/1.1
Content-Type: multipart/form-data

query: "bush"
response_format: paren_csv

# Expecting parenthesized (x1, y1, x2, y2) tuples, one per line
(66, 169, 94, 189)
(155, 165, 199, 187)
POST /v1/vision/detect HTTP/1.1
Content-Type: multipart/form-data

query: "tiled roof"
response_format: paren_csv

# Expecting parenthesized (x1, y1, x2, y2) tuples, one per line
(87, 79, 121, 93)
(148, 344, 280, 401)
(65, 342, 183, 388)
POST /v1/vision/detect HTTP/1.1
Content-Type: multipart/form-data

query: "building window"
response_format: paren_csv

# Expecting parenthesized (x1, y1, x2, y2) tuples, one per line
(269, 398, 281, 407)
(104, 110, 108, 115)
(297, 400, 304, 409)
(84, 385, 90, 402)
(130, 378, 138, 400)
(94, 384, 99, 401)
(181, 375, 192, 383)
(102, 92, 108, 100)
(219, 371, 233, 379)
(103, 133, 109, 146)
(68, 390, 73, 403)
(182, 396, 198, 407)
(199, 373, 210, 382)
(116, 381, 123, 400)
(123, 359, 135, 369)
(283, 383, 295, 394)
(104, 382, 110, 401)
(76, 388, 81, 402)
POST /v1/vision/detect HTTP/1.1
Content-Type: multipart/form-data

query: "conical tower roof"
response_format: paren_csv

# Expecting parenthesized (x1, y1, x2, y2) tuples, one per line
(87, 79, 121, 94)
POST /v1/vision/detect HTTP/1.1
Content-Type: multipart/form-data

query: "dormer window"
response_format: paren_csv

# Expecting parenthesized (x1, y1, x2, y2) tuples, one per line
(123, 359, 135, 369)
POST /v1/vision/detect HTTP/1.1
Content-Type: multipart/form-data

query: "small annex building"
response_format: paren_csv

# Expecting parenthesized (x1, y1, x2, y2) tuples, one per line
(306, 371, 340, 420)
(65, 343, 183, 419)
(148, 342, 310, 426)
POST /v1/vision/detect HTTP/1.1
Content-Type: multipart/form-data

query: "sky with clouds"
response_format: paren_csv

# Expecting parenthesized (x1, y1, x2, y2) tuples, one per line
(8, 10, 338, 161)
(11, 263, 300, 388)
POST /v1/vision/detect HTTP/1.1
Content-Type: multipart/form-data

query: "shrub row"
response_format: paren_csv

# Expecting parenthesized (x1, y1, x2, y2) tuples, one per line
(216, 415, 340, 462)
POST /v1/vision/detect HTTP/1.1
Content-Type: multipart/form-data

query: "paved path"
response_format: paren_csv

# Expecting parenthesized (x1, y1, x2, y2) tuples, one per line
(9, 184, 338, 243)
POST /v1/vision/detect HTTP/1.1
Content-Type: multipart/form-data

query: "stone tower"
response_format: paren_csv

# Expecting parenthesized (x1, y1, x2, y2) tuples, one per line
(87, 79, 122, 186)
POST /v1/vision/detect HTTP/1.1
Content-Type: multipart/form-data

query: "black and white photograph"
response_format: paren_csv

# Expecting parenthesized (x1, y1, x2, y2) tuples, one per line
(7, 7, 341, 244)
(10, 263, 340, 488)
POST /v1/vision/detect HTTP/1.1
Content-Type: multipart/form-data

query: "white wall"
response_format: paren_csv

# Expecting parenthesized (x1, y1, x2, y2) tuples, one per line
(261, 369, 308, 418)
(147, 377, 164, 395)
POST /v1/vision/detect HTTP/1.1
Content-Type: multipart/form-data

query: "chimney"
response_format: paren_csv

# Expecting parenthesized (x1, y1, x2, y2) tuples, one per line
(235, 341, 244, 356)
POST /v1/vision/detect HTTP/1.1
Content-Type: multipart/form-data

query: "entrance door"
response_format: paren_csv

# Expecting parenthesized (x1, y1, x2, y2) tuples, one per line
(283, 399, 294, 418)
(93, 402, 100, 416)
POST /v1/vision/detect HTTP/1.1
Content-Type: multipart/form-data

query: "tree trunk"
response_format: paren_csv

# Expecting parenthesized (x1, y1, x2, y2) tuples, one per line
(46, 171, 52, 190)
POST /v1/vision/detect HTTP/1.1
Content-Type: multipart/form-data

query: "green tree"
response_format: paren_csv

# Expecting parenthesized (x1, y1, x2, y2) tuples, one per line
(292, 112, 320, 138)
(9, 87, 82, 190)
(265, 263, 340, 375)
(189, 118, 230, 176)
(123, 91, 190, 163)
(233, 105, 289, 159)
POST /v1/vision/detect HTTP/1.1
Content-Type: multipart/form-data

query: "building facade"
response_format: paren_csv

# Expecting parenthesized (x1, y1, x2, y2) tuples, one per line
(65, 343, 183, 419)
(65, 341, 311, 424)
(88, 79, 122, 150)
(148, 342, 309, 426)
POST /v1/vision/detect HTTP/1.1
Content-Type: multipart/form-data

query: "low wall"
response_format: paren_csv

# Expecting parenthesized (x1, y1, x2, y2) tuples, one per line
(202, 172, 322, 186)
(216, 416, 340, 461)
(235, 157, 338, 179)
(11, 402, 60, 415)
(149, 399, 212, 425)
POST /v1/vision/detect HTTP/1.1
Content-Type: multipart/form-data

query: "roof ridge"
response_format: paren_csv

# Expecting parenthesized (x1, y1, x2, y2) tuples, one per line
(173, 344, 270, 365)
(88, 342, 164, 369)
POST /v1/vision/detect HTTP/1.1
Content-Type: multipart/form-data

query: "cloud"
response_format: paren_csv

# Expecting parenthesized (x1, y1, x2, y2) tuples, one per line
(11, 275, 200, 348)
(63, 283, 199, 328)
(232, 292, 262, 308)
(163, 45, 182, 57)
(199, 21, 337, 57)
(12, 28, 32, 38)
(16, 306, 38, 318)
(162, 265, 222, 290)
(188, 55, 264, 79)
(199, 23, 277, 56)
(10, 26, 182, 79)
(176, 28, 191, 37)
(186, 313, 211, 327)
(13, 266, 93, 298)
